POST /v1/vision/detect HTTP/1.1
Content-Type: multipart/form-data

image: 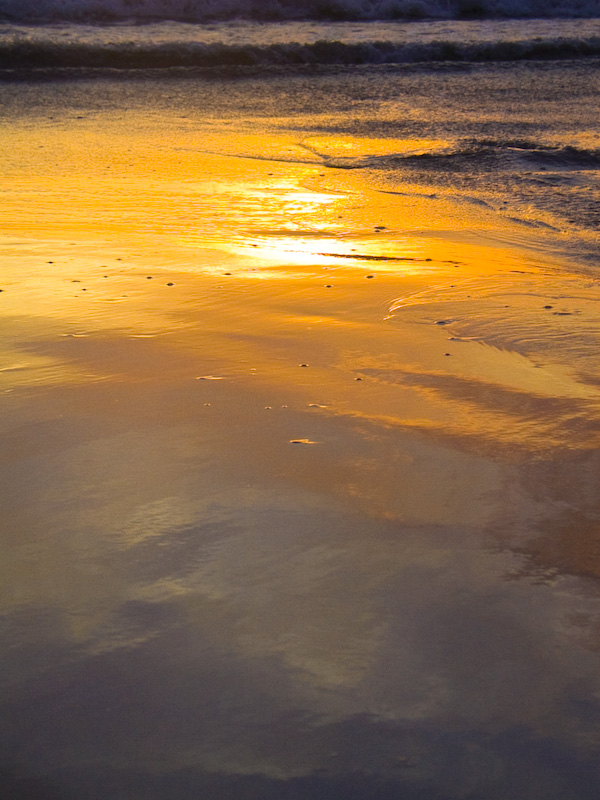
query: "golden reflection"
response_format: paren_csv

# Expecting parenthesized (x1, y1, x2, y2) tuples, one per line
(234, 237, 358, 268)
(0, 354, 92, 389)
(301, 135, 452, 160)
(208, 230, 434, 274)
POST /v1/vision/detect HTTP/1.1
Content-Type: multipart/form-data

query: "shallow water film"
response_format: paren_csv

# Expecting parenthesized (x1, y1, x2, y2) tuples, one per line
(1, 57, 600, 800)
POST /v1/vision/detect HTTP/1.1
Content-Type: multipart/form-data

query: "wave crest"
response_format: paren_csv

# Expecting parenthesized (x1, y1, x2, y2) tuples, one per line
(2, 36, 600, 70)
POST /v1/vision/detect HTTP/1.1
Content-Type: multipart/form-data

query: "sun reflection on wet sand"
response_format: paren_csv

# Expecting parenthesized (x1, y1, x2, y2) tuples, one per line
(222, 234, 432, 271)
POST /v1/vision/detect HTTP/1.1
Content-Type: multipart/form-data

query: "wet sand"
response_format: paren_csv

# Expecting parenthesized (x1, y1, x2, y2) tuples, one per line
(2, 74, 600, 798)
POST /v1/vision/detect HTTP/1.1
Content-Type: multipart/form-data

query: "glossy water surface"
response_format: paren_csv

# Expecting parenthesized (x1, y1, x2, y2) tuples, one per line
(1, 63, 600, 799)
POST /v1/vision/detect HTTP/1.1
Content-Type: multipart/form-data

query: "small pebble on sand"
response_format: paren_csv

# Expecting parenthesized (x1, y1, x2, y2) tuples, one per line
(166, 282, 175, 286)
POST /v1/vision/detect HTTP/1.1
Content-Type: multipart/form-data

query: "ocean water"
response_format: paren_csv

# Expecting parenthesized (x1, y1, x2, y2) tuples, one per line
(2, 16, 600, 67)
(2, 8, 600, 800)
(0, 0, 599, 22)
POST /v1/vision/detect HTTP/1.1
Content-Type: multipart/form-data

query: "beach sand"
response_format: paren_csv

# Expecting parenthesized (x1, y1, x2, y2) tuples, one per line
(2, 72, 600, 797)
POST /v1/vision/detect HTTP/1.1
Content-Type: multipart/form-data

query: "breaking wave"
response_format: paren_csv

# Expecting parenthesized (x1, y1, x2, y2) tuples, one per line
(2, 34, 600, 70)
(1, 0, 599, 23)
